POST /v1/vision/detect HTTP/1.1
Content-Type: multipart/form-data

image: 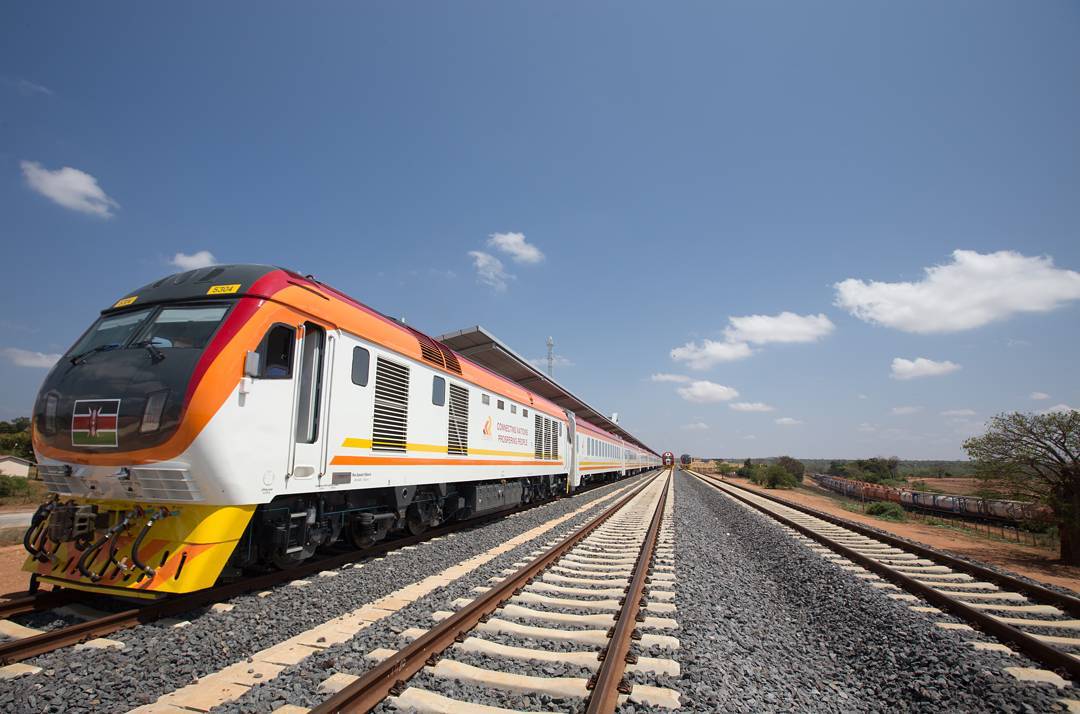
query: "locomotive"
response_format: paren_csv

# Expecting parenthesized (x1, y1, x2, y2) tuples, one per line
(662, 452, 674, 467)
(24, 264, 659, 597)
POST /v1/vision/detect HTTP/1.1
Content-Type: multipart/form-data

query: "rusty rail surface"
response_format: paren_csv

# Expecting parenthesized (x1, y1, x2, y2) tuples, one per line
(686, 469, 1080, 682)
(312, 470, 668, 713)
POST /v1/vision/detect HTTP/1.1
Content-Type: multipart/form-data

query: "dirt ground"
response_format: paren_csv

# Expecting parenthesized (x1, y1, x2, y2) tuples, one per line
(724, 476, 1080, 595)
(0, 544, 31, 597)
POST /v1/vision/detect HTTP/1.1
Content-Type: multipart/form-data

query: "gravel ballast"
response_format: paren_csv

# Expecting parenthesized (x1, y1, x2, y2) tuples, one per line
(0, 473, 651, 714)
(673, 472, 1065, 713)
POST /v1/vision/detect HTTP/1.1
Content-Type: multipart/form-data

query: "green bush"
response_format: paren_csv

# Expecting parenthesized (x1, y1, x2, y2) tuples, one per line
(865, 501, 906, 521)
(0, 475, 32, 498)
(762, 464, 797, 489)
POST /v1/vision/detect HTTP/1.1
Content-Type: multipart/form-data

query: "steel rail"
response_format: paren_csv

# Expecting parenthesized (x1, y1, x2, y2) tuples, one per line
(0, 470, 655, 665)
(686, 469, 1080, 681)
(0, 588, 82, 620)
(311, 470, 667, 713)
(585, 470, 669, 713)
(697, 471, 1080, 618)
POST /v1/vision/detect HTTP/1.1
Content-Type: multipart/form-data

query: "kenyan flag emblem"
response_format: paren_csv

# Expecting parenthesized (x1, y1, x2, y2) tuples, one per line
(72, 399, 121, 447)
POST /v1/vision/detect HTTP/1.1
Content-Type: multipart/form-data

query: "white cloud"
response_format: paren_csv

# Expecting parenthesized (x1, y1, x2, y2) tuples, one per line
(858, 394, 869, 399)
(676, 380, 739, 403)
(891, 406, 923, 415)
(890, 357, 961, 380)
(834, 250, 1080, 334)
(468, 251, 512, 292)
(2, 77, 53, 96)
(670, 339, 752, 370)
(650, 373, 690, 383)
(670, 311, 833, 371)
(743, 434, 757, 440)
(724, 312, 835, 344)
(681, 422, 709, 431)
(526, 354, 573, 370)
(487, 232, 544, 264)
(1030, 392, 1050, 401)
(941, 409, 975, 417)
(2, 347, 60, 368)
(170, 250, 217, 270)
(775, 417, 803, 426)
(1042, 404, 1077, 415)
(729, 402, 774, 413)
(857, 423, 877, 433)
(21, 160, 119, 218)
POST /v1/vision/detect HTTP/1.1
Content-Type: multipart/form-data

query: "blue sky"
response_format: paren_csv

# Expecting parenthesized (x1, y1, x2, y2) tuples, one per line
(2, 2, 1078, 459)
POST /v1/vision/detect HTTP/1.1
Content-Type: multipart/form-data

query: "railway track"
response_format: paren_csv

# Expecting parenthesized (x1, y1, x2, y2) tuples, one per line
(0, 475, 641, 668)
(311, 468, 680, 713)
(685, 469, 1080, 689)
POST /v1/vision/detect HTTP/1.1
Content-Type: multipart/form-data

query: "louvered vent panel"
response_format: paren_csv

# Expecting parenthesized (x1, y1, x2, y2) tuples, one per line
(448, 383, 469, 456)
(552, 421, 559, 460)
(411, 331, 444, 368)
(372, 358, 409, 452)
(544, 418, 553, 460)
(534, 414, 543, 459)
(438, 344, 463, 374)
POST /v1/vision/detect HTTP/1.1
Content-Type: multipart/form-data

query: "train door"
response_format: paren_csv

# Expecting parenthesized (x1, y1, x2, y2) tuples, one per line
(290, 322, 333, 482)
(564, 410, 579, 492)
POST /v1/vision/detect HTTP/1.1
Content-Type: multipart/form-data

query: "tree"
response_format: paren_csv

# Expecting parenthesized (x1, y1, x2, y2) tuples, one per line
(827, 460, 845, 477)
(762, 464, 797, 489)
(736, 458, 753, 479)
(776, 455, 806, 484)
(964, 410, 1080, 565)
(0, 429, 33, 460)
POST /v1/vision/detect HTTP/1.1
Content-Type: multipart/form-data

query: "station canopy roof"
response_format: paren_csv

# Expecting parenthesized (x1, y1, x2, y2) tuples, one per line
(436, 325, 655, 455)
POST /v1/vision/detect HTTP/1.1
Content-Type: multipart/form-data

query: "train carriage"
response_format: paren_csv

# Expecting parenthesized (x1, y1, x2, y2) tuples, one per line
(24, 265, 659, 597)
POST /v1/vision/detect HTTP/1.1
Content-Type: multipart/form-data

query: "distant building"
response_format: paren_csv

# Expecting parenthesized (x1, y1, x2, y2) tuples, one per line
(0, 455, 33, 478)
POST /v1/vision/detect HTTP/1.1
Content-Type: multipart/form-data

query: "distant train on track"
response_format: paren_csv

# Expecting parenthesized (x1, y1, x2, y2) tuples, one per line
(24, 264, 659, 597)
(679, 454, 692, 466)
(810, 474, 1050, 524)
(662, 452, 674, 467)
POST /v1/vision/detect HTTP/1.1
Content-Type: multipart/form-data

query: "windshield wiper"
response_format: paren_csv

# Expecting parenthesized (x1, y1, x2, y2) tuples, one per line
(131, 340, 166, 363)
(69, 344, 121, 365)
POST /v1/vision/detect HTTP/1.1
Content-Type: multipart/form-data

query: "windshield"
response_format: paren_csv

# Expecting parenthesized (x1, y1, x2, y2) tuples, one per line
(68, 309, 154, 357)
(136, 306, 230, 349)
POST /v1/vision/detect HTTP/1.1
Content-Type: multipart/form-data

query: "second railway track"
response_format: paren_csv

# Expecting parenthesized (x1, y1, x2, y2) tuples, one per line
(686, 468, 1080, 691)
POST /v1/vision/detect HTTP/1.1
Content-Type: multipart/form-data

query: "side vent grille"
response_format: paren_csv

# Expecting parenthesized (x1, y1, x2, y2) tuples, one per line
(552, 421, 559, 460)
(372, 357, 409, 452)
(534, 414, 543, 459)
(448, 384, 469, 456)
(544, 414, 552, 460)
(438, 343, 463, 374)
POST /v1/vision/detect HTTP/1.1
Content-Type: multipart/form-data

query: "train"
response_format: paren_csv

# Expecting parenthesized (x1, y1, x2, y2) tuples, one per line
(679, 454, 692, 466)
(810, 474, 1050, 524)
(662, 452, 674, 467)
(23, 264, 660, 597)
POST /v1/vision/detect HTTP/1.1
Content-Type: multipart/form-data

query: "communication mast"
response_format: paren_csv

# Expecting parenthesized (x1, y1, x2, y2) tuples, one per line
(546, 336, 554, 377)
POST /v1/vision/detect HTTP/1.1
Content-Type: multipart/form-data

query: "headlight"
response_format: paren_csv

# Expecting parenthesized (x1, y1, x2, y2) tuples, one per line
(140, 390, 169, 433)
(44, 393, 59, 435)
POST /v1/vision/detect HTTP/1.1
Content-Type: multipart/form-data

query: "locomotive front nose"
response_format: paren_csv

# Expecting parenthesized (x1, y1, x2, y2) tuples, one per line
(34, 303, 233, 455)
